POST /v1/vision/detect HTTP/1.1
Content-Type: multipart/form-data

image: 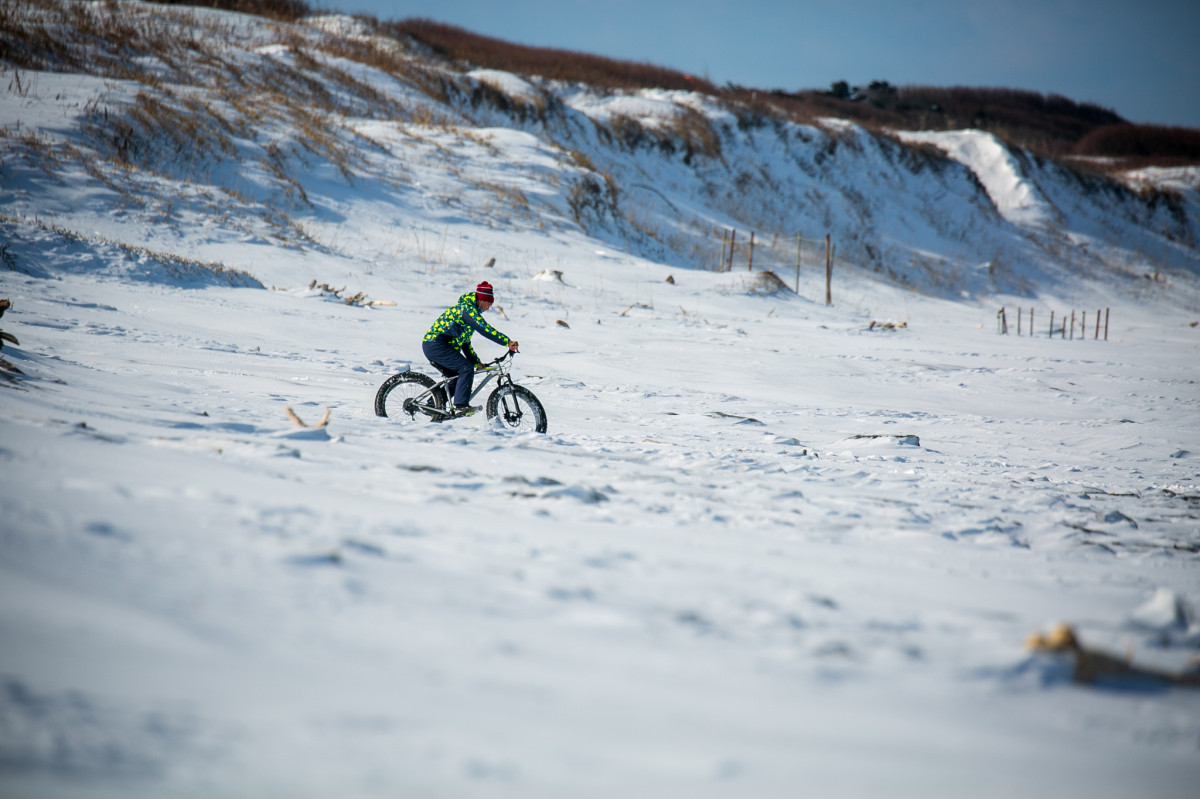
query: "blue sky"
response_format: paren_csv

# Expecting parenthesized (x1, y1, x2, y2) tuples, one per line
(314, 0, 1200, 129)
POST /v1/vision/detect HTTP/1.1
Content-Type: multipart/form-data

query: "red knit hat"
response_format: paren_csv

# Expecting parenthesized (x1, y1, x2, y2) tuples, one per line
(475, 281, 494, 302)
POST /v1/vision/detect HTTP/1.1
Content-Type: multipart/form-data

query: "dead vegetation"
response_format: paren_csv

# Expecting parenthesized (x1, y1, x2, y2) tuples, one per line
(1072, 123, 1200, 169)
(1027, 624, 1200, 688)
(0, 298, 24, 385)
(285, 405, 331, 428)
(3, 0, 461, 242)
(14, 0, 1190, 168)
(390, 18, 718, 95)
(304, 280, 395, 307)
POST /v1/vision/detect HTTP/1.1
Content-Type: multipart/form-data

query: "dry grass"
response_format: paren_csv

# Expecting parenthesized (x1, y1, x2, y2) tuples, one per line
(473, 178, 530, 213)
(566, 172, 619, 229)
(666, 104, 722, 162)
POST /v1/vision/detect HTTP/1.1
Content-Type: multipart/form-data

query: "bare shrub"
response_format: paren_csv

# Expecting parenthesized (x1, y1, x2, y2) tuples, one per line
(1074, 124, 1200, 167)
(737, 84, 1137, 161)
(154, 0, 312, 23)
(668, 104, 722, 162)
(567, 172, 619, 229)
(390, 18, 718, 94)
(564, 148, 595, 172)
(606, 114, 655, 151)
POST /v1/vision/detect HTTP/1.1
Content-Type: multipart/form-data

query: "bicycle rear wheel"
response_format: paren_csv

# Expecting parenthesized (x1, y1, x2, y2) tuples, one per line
(486, 385, 547, 433)
(374, 372, 441, 420)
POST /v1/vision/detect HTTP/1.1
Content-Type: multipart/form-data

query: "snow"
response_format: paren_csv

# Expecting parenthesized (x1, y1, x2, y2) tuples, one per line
(2, 3, 1199, 797)
(469, 69, 541, 104)
(897, 130, 1059, 229)
(563, 89, 690, 126)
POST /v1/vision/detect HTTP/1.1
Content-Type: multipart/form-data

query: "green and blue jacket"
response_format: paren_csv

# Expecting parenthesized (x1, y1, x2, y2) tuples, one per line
(423, 292, 511, 363)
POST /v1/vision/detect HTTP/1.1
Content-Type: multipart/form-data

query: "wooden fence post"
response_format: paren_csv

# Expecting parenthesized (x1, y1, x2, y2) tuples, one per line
(1049, 311, 1054, 338)
(824, 234, 832, 306)
(726, 229, 736, 273)
(1070, 310, 1075, 340)
(1104, 308, 1109, 341)
(795, 232, 802, 293)
(1082, 310, 1087, 339)
(747, 231, 755, 271)
(1095, 309, 1101, 339)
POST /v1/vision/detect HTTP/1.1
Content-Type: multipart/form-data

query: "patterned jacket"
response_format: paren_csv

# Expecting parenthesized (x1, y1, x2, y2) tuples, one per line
(423, 292, 511, 364)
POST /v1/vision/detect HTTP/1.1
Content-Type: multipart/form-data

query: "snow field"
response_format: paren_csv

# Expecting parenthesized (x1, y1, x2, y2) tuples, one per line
(3, 252, 1198, 796)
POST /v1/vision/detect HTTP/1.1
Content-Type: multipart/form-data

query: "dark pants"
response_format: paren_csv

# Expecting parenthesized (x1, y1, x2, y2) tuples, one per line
(422, 339, 474, 407)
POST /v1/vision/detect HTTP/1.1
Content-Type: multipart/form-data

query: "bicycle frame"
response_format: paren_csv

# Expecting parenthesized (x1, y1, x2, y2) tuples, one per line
(404, 353, 516, 420)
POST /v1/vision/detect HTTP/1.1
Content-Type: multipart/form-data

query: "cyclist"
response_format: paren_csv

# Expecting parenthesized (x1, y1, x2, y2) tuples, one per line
(422, 281, 519, 417)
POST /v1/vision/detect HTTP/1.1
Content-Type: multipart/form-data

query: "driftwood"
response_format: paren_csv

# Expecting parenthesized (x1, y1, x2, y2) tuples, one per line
(1026, 624, 1200, 687)
(533, 269, 565, 283)
(0, 298, 20, 382)
(285, 406, 331, 428)
(305, 281, 394, 307)
(0, 298, 14, 349)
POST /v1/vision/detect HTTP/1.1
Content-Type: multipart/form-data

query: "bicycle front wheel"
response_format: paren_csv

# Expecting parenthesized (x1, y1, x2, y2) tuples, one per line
(486, 385, 547, 433)
(375, 371, 440, 420)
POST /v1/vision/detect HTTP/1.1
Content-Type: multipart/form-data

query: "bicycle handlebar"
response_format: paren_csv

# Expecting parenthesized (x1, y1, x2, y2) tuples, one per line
(480, 351, 516, 369)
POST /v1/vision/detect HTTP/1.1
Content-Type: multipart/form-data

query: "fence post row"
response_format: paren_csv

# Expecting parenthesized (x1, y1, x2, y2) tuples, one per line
(718, 228, 834, 306)
(1000, 307, 1109, 341)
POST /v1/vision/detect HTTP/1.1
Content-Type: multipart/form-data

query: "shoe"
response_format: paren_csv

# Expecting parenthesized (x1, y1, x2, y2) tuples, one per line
(452, 404, 481, 418)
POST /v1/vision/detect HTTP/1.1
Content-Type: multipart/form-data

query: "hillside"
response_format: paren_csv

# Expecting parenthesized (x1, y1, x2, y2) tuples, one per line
(2, 2, 1200, 797)
(3, 0, 1198, 304)
(389, 18, 1194, 164)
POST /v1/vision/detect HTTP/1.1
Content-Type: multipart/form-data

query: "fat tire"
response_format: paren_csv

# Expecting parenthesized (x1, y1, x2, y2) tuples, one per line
(375, 371, 439, 419)
(486, 384, 548, 433)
